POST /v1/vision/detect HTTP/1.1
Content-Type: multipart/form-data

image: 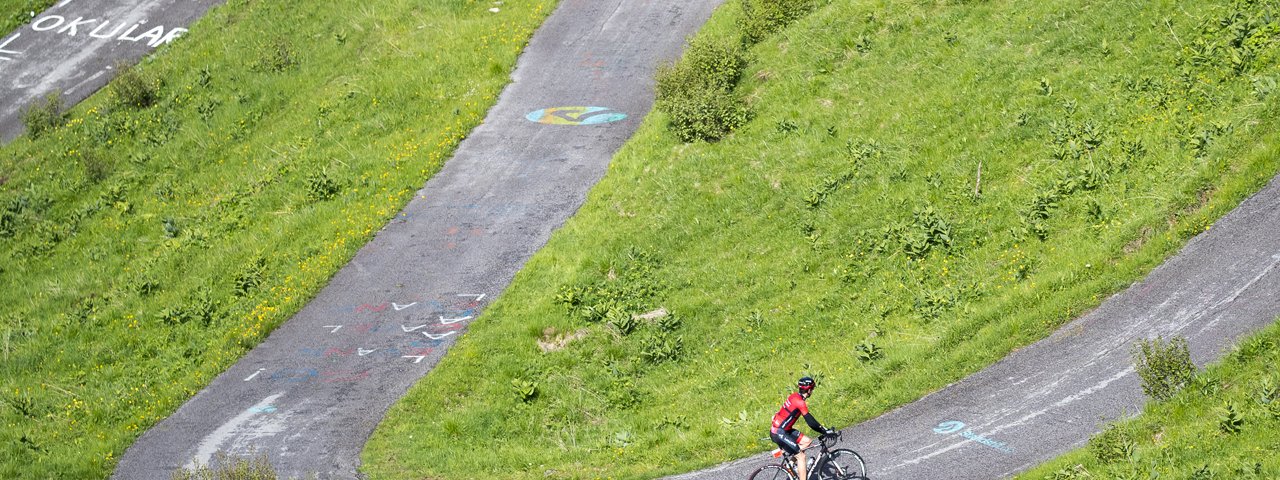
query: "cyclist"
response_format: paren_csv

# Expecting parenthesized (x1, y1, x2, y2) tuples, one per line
(769, 376, 835, 480)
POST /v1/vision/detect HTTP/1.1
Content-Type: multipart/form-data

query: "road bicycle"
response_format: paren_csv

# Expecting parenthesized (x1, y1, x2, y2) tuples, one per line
(747, 431, 867, 480)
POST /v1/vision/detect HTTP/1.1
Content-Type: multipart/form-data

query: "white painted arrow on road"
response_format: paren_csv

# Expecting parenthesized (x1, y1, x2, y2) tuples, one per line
(401, 324, 430, 333)
(392, 302, 418, 311)
(458, 293, 486, 302)
(402, 355, 427, 364)
(423, 331, 456, 340)
(439, 315, 472, 325)
(358, 348, 377, 356)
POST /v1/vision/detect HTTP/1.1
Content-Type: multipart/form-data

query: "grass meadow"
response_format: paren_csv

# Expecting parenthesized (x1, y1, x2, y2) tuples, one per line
(0, 0, 53, 37)
(0, 0, 553, 477)
(363, 0, 1280, 478)
(1018, 317, 1280, 479)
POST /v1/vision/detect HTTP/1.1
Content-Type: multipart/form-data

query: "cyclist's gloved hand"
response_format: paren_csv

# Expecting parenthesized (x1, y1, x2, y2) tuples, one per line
(824, 428, 837, 436)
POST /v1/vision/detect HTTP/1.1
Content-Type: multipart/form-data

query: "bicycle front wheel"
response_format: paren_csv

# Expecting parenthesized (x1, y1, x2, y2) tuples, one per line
(748, 464, 795, 480)
(814, 448, 866, 480)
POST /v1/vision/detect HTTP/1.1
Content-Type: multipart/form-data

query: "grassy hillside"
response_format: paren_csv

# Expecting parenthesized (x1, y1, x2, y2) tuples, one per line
(0, 0, 553, 477)
(1018, 317, 1280, 480)
(363, 0, 1280, 478)
(0, 0, 52, 37)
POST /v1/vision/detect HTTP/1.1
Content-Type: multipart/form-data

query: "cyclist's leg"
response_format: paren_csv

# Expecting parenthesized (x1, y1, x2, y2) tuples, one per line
(770, 429, 803, 474)
(794, 432, 812, 480)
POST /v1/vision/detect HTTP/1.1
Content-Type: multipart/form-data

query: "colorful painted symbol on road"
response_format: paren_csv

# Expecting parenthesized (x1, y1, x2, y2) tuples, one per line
(525, 106, 627, 125)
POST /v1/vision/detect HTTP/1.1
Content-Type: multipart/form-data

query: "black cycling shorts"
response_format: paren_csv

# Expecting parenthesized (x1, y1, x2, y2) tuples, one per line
(771, 428, 803, 456)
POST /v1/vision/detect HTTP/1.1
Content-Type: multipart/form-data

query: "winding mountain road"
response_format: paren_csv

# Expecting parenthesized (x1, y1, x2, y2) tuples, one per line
(10, 0, 1278, 478)
(111, 0, 724, 478)
(667, 176, 1280, 478)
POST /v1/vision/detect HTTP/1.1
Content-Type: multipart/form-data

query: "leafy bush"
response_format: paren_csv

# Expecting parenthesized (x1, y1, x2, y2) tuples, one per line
(171, 452, 277, 480)
(855, 339, 883, 362)
(655, 37, 749, 142)
(21, 92, 64, 139)
(233, 256, 268, 297)
(305, 169, 341, 202)
(253, 38, 300, 73)
(640, 331, 683, 364)
(1217, 402, 1244, 434)
(82, 152, 113, 184)
(607, 308, 640, 335)
(556, 247, 665, 322)
(654, 312, 682, 332)
(1087, 425, 1134, 463)
(511, 378, 538, 403)
(110, 65, 160, 109)
(1133, 335, 1196, 401)
(739, 0, 819, 45)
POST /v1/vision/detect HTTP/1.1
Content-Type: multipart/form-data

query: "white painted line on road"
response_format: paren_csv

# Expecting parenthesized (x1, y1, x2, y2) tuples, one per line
(401, 324, 429, 332)
(402, 355, 426, 364)
(1196, 253, 1280, 334)
(0, 33, 23, 60)
(187, 393, 284, 470)
(423, 331, 456, 340)
(323, 325, 343, 333)
(458, 293, 486, 302)
(392, 302, 417, 311)
(243, 368, 265, 382)
(439, 315, 472, 325)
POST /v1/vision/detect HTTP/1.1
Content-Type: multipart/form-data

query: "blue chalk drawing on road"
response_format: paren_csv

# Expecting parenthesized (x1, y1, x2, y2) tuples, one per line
(933, 420, 1014, 454)
(933, 420, 966, 435)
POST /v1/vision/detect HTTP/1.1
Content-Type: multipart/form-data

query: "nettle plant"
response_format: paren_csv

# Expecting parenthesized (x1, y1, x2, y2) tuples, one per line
(1132, 335, 1196, 402)
(554, 248, 686, 365)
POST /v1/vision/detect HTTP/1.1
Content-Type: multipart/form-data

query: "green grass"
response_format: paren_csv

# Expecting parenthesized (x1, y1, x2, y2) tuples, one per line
(362, 0, 1280, 478)
(1018, 318, 1280, 480)
(0, 0, 52, 37)
(0, 0, 554, 477)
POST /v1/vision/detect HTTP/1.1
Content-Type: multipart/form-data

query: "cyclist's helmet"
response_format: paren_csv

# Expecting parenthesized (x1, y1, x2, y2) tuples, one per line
(798, 376, 816, 397)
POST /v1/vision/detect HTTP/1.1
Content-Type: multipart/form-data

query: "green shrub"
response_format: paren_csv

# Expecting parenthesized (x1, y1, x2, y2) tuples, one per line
(1133, 335, 1196, 401)
(171, 452, 277, 480)
(640, 331, 683, 364)
(233, 256, 268, 297)
(855, 339, 883, 362)
(253, 38, 300, 73)
(110, 65, 160, 109)
(304, 169, 342, 202)
(21, 92, 64, 139)
(511, 378, 538, 403)
(655, 37, 749, 142)
(739, 0, 819, 45)
(1218, 402, 1244, 434)
(607, 309, 640, 335)
(1087, 425, 1134, 464)
(81, 152, 113, 184)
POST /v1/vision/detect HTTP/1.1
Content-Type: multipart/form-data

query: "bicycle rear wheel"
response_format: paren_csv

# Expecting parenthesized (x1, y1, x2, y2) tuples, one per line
(814, 448, 866, 480)
(748, 464, 794, 480)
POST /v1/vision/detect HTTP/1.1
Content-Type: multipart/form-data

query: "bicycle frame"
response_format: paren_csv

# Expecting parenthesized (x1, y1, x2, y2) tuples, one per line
(771, 433, 839, 478)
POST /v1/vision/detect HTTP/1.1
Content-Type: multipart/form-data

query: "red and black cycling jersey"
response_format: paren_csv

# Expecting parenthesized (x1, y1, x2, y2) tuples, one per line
(771, 392, 824, 434)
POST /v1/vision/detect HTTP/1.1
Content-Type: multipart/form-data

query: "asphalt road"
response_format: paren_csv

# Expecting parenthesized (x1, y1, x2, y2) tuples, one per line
(15, 1, 1278, 479)
(666, 176, 1280, 479)
(0, 0, 223, 142)
(112, 0, 723, 478)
